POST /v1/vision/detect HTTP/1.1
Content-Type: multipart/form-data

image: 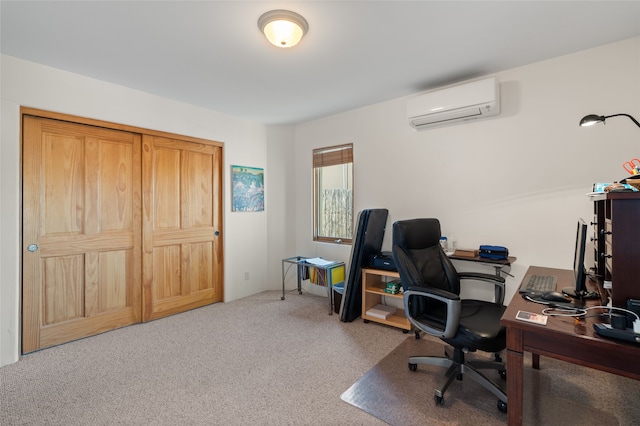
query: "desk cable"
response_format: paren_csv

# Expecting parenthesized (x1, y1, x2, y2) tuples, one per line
(522, 294, 584, 315)
(523, 294, 640, 325)
(540, 304, 640, 332)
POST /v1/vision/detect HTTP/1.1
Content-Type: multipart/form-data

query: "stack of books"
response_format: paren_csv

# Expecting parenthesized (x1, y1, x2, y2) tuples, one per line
(366, 304, 397, 319)
(383, 279, 402, 294)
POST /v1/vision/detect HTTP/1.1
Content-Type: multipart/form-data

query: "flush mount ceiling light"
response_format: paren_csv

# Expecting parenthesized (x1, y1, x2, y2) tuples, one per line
(258, 10, 308, 48)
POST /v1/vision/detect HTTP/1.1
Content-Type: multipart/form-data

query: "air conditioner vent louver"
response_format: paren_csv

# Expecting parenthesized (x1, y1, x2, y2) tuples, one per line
(407, 78, 500, 130)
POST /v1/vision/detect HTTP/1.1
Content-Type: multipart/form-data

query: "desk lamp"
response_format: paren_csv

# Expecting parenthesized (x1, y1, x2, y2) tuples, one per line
(581, 113, 640, 186)
(579, 113, 640, 128)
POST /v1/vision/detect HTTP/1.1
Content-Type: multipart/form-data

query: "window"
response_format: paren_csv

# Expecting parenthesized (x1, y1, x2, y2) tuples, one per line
(313, 144, 353, 243)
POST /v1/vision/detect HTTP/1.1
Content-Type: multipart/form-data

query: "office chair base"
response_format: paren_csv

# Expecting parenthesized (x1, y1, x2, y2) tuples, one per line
(408, 355, 507, 411)
(434, 394, 444, 406)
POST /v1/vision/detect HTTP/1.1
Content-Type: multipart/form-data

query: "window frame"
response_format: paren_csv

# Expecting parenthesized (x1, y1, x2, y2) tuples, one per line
(312, 143, 354, 244)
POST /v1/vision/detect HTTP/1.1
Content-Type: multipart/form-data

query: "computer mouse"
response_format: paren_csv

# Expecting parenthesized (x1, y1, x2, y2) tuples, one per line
(541, 291, 571, 303)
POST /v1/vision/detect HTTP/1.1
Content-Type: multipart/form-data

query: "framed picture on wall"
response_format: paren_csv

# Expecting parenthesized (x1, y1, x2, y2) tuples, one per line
(231, 165, 265, 212)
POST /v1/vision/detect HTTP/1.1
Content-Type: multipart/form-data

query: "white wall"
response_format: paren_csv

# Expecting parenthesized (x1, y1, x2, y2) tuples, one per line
(292, 37, 640, 304)
(266, 125, 297, 296)
(3, 36, 639, 367)
(0, 56, 291, 366)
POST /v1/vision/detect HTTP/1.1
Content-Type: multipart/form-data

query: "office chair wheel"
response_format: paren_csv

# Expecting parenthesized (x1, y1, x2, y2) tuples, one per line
(499, 369, 507, 380)
(414, 330, 421, 339)
(408, 362, 417, 372)
(497, 400, 507, 413)
(494, 353, 503, 363)
(434, 394, 444, 406)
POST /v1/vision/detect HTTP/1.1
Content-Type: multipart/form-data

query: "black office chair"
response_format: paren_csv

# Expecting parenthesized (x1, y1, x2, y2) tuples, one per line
(391, 218, 508, 413)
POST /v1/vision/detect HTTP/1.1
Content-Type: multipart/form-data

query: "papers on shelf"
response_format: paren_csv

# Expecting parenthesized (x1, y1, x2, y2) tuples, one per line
(304, 257, 336, 267)
(366, 304, 397, 319)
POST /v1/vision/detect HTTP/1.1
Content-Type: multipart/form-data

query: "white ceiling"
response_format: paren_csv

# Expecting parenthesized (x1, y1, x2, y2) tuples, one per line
(2, 1, 639, 125)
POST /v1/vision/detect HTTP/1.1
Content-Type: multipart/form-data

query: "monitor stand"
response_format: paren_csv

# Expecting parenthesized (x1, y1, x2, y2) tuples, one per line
(562, 287, 600, 300)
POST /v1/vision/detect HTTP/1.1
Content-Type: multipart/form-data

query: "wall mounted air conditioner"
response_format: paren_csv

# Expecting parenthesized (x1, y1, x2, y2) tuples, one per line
(407, 77, 500, 130)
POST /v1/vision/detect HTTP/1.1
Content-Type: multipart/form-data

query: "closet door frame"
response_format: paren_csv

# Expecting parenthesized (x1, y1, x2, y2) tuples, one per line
(20, 107, 224, 352)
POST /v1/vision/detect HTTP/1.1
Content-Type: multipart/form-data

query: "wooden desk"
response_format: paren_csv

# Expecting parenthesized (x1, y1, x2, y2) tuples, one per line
(501, 265, 640, 425)
(448, 254, 516, 269)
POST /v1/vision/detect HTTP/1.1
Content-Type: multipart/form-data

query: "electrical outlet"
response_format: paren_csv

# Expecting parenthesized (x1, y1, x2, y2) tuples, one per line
(244, 272, 250, 281)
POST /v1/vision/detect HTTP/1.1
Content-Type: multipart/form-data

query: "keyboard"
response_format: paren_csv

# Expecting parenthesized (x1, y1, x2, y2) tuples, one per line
(519, 275, 557, 293)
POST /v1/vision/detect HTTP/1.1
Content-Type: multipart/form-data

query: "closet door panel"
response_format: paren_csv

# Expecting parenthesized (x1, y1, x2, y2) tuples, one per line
(188, 241, 214, 292)
(22, 116, 142, 353)
(153, 147, 181, 229)
(142, 135, 223, 321)
(153, 244, 182, 300)
(187, 151, 214, 228)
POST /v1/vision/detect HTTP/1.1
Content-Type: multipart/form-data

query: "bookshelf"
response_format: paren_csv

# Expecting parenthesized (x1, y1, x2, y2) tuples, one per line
(361, 268, 411, 331)
(591, 192, 640, 307)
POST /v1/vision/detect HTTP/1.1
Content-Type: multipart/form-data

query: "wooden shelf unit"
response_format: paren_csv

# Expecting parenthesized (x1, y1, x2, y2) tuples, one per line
(591, 191, 640, 307)
(361, 268, 411, 331)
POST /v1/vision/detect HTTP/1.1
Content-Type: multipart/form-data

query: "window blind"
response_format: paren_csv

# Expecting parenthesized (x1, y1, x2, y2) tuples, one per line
(313, 144, 353, 168)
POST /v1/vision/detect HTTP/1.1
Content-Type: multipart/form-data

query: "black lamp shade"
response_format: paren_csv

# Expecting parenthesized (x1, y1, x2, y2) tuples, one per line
(579, 113, 640, 128)
(579, 114, 605, 126)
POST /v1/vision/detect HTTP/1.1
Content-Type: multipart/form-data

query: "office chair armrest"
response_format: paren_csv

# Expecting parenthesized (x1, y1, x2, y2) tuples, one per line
(458, 272, 506, 304)
(404, 287, 461, 339)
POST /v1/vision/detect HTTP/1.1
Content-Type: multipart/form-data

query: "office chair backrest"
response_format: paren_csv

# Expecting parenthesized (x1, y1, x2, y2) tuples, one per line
(392, 218, 460, 294)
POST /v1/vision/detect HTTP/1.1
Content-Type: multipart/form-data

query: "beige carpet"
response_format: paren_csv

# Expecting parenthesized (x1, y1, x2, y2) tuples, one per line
(342, 335, 640, 426)
(1, 291, 406, 425)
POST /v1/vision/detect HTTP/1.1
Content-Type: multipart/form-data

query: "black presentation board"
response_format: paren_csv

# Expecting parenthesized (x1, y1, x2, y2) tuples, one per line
(339, 208, 389, 322)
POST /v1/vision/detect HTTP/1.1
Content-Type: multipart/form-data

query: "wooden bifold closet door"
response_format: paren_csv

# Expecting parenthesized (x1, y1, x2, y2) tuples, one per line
(141, 135, 223, 321)
(22, 116, 142, 353)
(22, 113, 223, 353)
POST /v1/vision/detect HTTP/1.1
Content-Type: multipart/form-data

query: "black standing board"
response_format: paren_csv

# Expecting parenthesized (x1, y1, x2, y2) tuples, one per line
(339, 208, 389, 322)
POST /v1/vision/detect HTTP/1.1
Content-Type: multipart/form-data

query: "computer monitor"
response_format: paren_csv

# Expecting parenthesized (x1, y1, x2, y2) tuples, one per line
(562, 218, 599, 299)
